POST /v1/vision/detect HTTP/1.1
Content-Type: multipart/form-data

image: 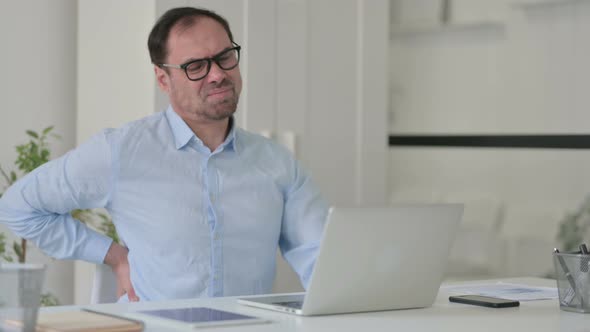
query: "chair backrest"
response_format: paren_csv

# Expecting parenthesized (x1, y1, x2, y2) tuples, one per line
(90, 263, 118, 304)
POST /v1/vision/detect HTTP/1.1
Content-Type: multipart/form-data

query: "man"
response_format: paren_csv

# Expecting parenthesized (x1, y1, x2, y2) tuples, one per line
(0, 7, 328, 302)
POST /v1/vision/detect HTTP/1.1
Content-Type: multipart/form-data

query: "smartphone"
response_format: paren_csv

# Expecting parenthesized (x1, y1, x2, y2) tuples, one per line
(449, 295, 520, 308)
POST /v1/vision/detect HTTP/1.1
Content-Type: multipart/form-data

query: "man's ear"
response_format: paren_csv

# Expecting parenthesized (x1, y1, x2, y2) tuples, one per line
(154, 65, 171, 93)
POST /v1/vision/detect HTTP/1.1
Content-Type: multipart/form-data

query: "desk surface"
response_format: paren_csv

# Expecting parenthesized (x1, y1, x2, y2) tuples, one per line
(45, 278, 590, 331)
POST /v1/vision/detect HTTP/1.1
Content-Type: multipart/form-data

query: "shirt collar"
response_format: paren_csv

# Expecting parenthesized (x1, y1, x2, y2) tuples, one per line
(165, 106, 194, 150)
(165, 106, 238, 152)
(224, 117, 238, 153)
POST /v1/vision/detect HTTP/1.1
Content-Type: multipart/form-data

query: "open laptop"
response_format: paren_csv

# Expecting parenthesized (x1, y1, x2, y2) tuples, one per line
(238, 204, 463, 316)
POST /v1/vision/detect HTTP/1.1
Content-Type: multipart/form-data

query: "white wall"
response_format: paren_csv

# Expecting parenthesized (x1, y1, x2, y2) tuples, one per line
(77, 0, 156, 142)
(0, 0, 78, 304)
(389, 0, 590, 278)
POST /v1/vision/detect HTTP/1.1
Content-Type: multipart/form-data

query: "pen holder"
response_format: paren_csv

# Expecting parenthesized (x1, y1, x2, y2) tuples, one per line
(553, 252, 590, 313)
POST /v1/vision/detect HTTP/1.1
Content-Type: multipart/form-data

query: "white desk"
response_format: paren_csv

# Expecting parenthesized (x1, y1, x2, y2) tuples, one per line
(44, 278, 590, 331)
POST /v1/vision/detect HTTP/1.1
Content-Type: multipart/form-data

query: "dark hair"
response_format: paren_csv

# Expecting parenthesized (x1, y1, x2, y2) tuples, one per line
(148, 7, 234, 65)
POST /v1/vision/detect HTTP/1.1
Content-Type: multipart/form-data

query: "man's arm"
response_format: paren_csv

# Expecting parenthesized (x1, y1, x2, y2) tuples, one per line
(0, 130, 115, 264)
(279, 160, 329, 289)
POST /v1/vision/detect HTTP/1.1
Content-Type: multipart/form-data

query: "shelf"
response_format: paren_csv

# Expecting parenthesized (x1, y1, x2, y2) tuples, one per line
(391, 21, 504, 38)
(388, 134, 590, 149)
(512, 0, 590, 8)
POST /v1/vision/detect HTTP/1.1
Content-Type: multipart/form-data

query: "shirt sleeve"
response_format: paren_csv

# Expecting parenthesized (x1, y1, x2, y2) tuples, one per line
(0, 130, 116, 264)
(279, 159, 329, 289)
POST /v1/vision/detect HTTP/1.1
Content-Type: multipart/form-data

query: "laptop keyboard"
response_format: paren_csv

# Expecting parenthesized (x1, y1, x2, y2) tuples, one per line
(273, 301, 304, 309)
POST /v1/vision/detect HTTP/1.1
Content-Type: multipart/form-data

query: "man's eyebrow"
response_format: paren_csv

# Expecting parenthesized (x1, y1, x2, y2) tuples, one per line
(180, 46, 234, 64)
(181, 57, 202, 64)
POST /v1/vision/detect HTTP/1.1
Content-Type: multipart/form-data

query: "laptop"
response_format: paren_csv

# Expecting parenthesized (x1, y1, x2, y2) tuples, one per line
(238, 204, 463, 316)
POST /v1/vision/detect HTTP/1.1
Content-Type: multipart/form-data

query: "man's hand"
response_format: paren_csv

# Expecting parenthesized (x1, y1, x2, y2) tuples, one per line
(103, 242, 139, 302)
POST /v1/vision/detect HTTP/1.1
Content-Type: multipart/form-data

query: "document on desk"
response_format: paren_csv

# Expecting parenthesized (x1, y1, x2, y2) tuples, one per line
(442, 282, 558, 301)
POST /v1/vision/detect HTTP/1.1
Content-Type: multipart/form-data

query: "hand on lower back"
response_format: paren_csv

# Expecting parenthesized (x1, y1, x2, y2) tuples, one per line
(104, 242, 139, 302)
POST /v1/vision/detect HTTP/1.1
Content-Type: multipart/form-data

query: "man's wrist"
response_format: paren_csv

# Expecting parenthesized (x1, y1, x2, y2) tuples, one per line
(103, 242, 127, 267)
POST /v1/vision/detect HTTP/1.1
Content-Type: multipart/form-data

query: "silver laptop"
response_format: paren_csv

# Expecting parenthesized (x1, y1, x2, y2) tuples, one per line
(238, 204, 463, 316)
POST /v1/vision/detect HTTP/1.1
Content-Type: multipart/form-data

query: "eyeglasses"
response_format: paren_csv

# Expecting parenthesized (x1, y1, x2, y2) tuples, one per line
(158, 42, 241, 81)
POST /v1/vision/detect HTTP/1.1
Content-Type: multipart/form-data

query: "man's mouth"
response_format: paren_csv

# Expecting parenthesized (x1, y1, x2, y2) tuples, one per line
(207, 87, 233, 97)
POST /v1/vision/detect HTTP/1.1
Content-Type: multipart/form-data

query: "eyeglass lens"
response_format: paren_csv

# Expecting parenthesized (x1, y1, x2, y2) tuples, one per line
(185, 48, 239, 81)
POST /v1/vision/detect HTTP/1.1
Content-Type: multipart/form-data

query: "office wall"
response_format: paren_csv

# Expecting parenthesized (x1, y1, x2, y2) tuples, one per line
(0, 0, 77, 304)
(389, 0, 590, 277)
(77, 0, 156, 142)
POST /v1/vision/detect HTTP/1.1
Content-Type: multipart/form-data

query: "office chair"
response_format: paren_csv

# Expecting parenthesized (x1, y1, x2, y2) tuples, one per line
(90, 263, 118, 304)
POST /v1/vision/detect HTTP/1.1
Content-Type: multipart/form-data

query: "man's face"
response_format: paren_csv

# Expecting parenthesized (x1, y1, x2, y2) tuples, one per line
(155, 17, 242, 123)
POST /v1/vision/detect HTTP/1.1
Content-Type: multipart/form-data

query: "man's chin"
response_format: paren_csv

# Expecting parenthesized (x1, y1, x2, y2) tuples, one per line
(208, 100, 237, 120)
(206, 113, 233, 121)
(204, 108, 236, 121)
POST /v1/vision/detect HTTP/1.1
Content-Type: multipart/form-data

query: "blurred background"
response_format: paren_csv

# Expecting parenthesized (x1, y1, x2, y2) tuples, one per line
(1, 0, 589, 305)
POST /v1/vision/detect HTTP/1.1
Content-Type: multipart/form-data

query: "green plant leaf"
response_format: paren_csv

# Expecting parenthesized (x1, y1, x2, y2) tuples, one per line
(0, 233, 7, 257)
(71, 209, 98, 225)
(12, 241, 23, 262)
(42, 126, 54, 135)
(9, 171, 17, 183)
(40, 292, 59, 307)
(99, 219, 120, 244)
(25, 130, 39, 139)
(71, 209, 119, 243)
(40, 149, 49, 162)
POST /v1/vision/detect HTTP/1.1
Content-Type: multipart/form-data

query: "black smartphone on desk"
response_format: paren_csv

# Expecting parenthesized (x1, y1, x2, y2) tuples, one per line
(449, 295, 520, 308)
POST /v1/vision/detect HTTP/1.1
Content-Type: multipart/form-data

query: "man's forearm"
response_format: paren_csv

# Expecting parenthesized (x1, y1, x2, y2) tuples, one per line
(0, 202, 113, 263)
(0, 169, 113, 264)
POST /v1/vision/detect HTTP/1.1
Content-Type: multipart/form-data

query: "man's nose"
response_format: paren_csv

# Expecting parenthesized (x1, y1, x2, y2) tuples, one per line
(206, 61, 226, 83)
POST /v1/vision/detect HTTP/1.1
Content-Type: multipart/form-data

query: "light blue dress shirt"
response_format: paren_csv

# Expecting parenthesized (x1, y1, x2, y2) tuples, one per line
(0, 107, 329, 301)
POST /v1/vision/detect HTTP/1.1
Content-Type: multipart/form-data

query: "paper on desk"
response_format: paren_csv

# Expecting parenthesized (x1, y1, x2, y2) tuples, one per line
(441, 282, 558, 301)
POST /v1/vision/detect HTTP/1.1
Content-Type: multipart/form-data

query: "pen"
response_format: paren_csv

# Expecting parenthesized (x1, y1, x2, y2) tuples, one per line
(580, 244, 589, 272)
(554, 248, 578, 306)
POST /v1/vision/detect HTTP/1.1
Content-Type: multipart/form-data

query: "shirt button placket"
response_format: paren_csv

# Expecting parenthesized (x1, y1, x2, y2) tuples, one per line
(206, 156, 223, 296)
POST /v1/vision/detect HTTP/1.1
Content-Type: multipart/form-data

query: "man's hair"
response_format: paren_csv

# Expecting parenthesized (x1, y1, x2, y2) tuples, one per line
(148, 7, 234, 65)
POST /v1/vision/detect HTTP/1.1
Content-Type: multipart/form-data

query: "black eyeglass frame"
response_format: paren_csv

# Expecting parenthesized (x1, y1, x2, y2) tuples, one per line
(158, 42, 241, 81)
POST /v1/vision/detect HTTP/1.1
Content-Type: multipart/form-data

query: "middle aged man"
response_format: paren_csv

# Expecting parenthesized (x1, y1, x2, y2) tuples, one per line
(0, 7, 328, 302)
